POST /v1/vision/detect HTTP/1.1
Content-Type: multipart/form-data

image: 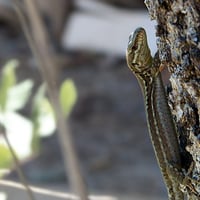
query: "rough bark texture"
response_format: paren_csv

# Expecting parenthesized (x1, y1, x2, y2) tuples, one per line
(144, 0, 200, 199)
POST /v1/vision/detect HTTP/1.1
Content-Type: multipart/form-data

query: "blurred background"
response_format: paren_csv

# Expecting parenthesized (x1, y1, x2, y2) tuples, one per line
(0, 0, 167, 199)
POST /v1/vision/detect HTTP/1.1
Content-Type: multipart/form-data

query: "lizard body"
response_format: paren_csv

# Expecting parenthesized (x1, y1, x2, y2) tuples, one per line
(126, 27, 184, 200)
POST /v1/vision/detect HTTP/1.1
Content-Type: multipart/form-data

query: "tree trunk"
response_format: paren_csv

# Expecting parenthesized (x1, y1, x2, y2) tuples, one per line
(144, 0, 200, 199)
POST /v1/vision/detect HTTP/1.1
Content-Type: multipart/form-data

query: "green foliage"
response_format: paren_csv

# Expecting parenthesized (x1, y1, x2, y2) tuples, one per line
(0, 60, 33, 113)
(31, 79, 78, 153)
(0, 60, 18, 111)
(0, 60, 78, 166)
(59, 79, 77, 118)
(6, 80, 33, 111)
(0, 60, 33, 140)
(0, 60, 34, 167)
(0, 144, 12, 168)
(31, 84, 55, 152)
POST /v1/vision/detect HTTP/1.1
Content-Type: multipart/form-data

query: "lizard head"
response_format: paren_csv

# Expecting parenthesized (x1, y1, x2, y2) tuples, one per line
(126, 27, 153, 74)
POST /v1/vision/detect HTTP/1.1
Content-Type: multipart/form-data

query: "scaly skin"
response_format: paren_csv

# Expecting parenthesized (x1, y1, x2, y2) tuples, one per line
(126, 27, 184, 200)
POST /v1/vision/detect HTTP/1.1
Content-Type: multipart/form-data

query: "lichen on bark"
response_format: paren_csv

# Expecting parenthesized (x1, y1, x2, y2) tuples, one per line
(144, 0, 200, 198)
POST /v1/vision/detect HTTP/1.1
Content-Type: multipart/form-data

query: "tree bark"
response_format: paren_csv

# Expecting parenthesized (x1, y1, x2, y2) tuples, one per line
(144, 0, 200, 199)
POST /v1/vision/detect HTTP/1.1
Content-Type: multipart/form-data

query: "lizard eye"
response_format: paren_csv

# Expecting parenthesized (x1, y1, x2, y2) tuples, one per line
(131, 45, 138, 51)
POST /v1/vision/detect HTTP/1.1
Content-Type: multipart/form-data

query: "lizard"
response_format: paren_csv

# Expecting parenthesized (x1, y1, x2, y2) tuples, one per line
(126, 27, 185, 199)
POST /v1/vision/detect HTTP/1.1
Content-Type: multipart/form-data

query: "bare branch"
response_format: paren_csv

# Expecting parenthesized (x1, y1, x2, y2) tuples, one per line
(0, 180, 117, 200)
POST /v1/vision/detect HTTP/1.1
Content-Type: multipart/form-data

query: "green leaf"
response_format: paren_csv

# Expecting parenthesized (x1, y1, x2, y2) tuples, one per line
(0, 60, 18, 111)
(32, 84, 55, 136)
(6, 79, 33, 111)
(59, 79, 77, 118)
(33, 96, 55, 136)
(0, 144, 12, 168)
(0, 112, 33, 158)
(31, 84, 56, 153)
(32, 84, 46, 108)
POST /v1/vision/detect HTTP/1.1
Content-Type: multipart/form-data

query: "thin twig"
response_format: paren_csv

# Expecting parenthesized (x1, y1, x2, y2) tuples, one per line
(1, 179, 77, 200)
(0, 180, 117, 200)
(12, 1, 89, 199)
